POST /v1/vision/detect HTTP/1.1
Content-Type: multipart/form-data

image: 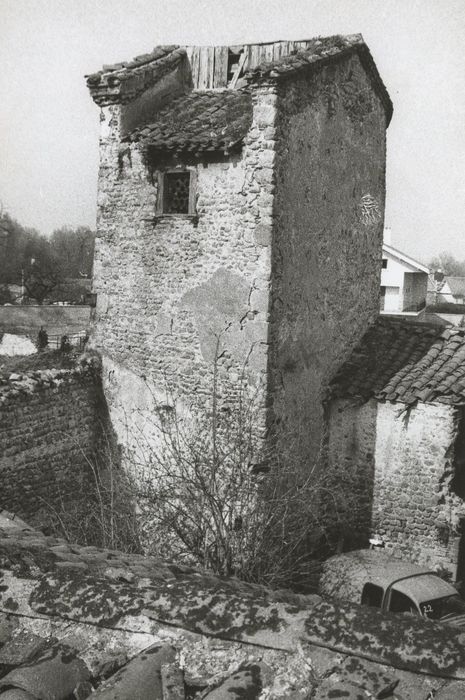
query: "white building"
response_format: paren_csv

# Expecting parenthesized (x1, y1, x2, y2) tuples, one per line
(380, 241, 429, 316)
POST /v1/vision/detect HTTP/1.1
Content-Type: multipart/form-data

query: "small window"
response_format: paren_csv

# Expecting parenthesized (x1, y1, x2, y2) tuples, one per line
(382, 259, 388, 268)
(157, 170, 197, 216)
(361, 583, 383, 608)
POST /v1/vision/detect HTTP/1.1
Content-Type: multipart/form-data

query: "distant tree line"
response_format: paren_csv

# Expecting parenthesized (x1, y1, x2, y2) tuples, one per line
(0, 208, 95, 305)
(429, 252, 465, 277)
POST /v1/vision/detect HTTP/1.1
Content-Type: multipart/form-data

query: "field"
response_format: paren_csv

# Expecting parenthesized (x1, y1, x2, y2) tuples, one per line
(0, 305, 92, 339)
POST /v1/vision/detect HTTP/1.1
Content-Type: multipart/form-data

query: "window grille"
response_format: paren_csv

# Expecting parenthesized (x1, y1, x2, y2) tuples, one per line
(164, 172, 190, 214)
(156, 170, 197, 216)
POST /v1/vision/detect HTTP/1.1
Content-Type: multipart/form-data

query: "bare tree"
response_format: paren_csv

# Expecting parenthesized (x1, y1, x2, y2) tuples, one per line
(24, 258, 61, 304)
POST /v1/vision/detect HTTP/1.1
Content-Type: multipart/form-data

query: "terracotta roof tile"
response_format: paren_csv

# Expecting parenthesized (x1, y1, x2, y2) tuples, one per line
(244, 35, 362, 80)
(0, 644, 91, 699)
(86, 45, 179, 81)
(86, 47, 186, 106)
(3, 512, 465, 694)
(330, 317, 465, 405)
(128, 89, 253, 154)
(243, 33, 392, 125)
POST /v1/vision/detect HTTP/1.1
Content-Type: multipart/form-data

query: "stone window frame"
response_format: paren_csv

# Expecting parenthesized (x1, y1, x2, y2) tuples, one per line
(156, 168, 198, 218)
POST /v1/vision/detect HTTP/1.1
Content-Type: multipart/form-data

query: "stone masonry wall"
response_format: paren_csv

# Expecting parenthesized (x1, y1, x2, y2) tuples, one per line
(0, 363, 106, 523)
(403, 271, 428, 312)
(329, 398, 465, 577)
(373, 401, 464, 576)
(91, 88, 278, 459)
(270, 53, 387, 471)
(327, 398, 378, 548)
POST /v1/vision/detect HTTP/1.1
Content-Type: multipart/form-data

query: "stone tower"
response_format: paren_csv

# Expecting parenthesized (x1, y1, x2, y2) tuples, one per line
(86, 35, 392, 470)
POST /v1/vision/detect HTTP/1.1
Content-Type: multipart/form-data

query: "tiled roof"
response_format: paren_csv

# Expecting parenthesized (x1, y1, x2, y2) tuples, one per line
(86, 46, 186, 106)
(86, 36, 391, 124)
(446, 276, 465, 298)
(3, 511, 465, 696)
(243, 33, 392, 125)
(87, 45, 180, 78)
(128, 89, 253, 154)
(329, 316, 465, 405)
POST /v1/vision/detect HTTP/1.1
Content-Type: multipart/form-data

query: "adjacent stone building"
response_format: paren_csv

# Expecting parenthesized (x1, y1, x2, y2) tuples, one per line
(328, 317, 465, 578)
(86, 35, 392, 471)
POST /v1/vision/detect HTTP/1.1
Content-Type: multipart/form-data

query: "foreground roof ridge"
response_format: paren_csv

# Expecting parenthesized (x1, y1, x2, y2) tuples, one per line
(3, 516, 465, 684)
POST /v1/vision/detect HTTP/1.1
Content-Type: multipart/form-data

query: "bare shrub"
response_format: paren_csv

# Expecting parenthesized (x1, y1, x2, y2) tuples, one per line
(39, 351, 368, 590)
(119, 359, 345, 591)
(38, 424, 141, 553)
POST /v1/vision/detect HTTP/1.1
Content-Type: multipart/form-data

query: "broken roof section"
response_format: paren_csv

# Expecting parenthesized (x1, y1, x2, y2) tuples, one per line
(86, 35, 392, 125)
(85, 45, 185, 105)
(330, 316, 465, 405)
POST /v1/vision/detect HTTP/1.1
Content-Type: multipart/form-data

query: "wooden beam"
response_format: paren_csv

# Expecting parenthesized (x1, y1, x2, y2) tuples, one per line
(189, 46, 201, 88)
(213, 45, 228, 87)
(198, 46, 215, 89)
(229, 50, 247, 89)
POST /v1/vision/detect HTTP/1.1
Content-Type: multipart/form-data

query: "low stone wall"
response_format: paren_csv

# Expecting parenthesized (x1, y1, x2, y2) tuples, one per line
(0, 356, 106, 524)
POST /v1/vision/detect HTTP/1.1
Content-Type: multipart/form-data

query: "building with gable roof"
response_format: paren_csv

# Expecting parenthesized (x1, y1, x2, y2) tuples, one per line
(327, 316, 465, 577)
(380, 241, 429, 316)
(86, 36, 392, 473)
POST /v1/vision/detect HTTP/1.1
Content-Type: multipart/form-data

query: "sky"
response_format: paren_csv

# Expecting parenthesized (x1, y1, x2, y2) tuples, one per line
(0, 0, 464, 262)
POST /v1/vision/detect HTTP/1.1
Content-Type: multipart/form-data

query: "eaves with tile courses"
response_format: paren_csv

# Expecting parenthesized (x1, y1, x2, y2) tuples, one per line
(329, 317, 465, 406)
(4, 511, 465, 699)
(127, 89, 253, 155)
(85, 46, 184, 106)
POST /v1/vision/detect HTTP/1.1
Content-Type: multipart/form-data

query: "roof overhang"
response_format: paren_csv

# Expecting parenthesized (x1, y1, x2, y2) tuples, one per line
(383, 243, 430, 274)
